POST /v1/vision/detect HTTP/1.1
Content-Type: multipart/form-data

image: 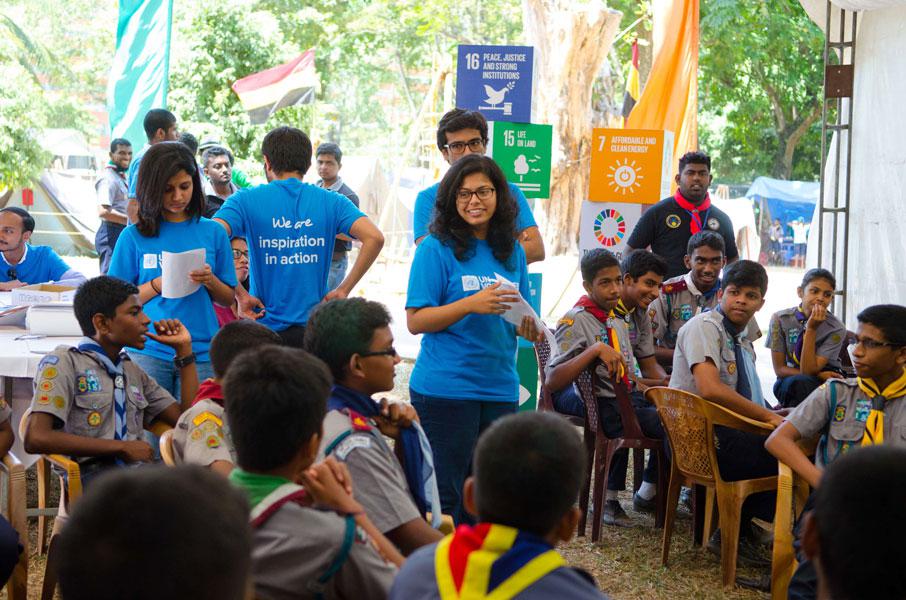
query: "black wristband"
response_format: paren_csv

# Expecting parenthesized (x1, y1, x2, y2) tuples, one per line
(173, 352, 196, 368)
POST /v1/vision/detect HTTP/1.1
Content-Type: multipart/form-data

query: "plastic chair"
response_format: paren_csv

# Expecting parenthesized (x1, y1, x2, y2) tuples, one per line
(533, 333, 595, 536)
(159, 429, 178, 467)
(770, 437, 818, 600)
(589, 373, 667, 542)
(647, 387, 777, 587)
(0, 453, 27, 600)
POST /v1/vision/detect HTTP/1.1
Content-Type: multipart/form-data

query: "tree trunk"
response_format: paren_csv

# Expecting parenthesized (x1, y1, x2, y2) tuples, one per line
(523, 1, 623, 255)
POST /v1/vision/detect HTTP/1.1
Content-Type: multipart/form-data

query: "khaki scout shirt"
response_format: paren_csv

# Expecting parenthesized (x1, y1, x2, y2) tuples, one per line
(650, 273, 719, 349)
(766, 307, 846, 370)
(318, 410, 420, 535)
(29, 345, 175, 463)
(547, 306, 633, 399)
(787, 379, 906, 469)
(172, 399, 234, 467)
(251, 492, 397, 600)
(669, 311, 762, 396)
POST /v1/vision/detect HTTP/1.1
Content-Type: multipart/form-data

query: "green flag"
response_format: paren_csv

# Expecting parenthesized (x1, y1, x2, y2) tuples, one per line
(106, 0, 173, 148)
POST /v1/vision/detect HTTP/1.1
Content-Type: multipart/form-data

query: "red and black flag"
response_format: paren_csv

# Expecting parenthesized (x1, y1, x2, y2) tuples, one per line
(232, 50, 318, 125)
(621, 39, 641, 125)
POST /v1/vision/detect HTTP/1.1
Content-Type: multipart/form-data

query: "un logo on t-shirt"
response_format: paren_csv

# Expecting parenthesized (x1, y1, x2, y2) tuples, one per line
(462, 275, 480, 291)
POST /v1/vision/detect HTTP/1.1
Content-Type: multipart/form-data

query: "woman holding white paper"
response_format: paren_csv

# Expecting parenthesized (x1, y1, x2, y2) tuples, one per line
(109, 142, 236, 397)
(405, 154, 541, 525)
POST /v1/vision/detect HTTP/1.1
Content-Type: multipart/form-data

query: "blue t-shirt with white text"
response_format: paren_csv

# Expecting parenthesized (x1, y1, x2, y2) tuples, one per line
(108, 218, 236, 361)
(214, 178, 365, 330)
(0, 245, 70, 284)
(406, 235, 529, 402)
(413, 182, 537, 242)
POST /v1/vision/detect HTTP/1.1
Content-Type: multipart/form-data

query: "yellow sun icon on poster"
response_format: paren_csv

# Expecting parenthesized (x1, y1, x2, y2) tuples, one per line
(606, 159, 644, 195)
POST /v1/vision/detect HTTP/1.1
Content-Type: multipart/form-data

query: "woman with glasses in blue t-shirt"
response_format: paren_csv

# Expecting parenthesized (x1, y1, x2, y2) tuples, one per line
(406, 154, 541, 525)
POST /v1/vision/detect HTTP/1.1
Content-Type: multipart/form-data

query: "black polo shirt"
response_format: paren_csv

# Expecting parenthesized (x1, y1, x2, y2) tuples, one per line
(625, 196, 738, 278)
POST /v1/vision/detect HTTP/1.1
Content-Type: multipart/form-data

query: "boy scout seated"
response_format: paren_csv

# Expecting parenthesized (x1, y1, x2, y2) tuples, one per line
(766, 304, 906, 599)
(172, 320, 281, 476)
(24, 276, 193, 487)
(389, 412, 609, 599)
(650, 231, 726, 369)
(304, 298, 444, 555)
(670, 260, 782, 565)
(225, 345, 402, 599)
(799, 446, 906, 600)
(546, 249, 667, 527)
(57, 465, 252, 600)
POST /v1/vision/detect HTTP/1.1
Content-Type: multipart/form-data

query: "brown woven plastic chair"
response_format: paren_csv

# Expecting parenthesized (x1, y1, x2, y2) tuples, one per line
(589, 373, 667, 542)
(646, 387, 777, 587)
(0, 453, 27, 600)
(533, 333, 595, 537)
(770, 437, 817, 600)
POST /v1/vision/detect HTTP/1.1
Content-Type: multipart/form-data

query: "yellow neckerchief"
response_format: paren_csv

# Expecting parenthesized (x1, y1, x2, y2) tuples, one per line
(606, 309, 628, 381)
(857, 367, 906, 446)
(612, 299, 635, 320)
(434, 524, 565, 600)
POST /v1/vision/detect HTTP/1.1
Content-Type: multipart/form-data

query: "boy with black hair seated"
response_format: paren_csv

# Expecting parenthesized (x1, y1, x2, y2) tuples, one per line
(225, 344, 402, 599)
(766, 268, 847, 408)
(57, 465, 252, 600)
(389, 411, 609, 599)
(304, 298, 444, 555)
(546, 249, 667, 527)
(172, 319, 281, 476)
(650, 231, 726, 368)
(765, 304, 906, 599)
(670, 260, 782, 565)
(24, 276, 192, 485)
(800, 446, 906, 600)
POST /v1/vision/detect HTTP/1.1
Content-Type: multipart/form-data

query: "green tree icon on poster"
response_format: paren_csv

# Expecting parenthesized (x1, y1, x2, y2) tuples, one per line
(489, 122, 553, 199)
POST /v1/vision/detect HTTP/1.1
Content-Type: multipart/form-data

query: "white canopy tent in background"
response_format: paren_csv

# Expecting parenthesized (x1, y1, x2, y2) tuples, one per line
(799, 0, 906, 325)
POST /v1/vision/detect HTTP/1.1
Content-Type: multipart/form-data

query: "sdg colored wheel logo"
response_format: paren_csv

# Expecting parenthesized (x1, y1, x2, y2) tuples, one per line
(593, 208, 626, 247)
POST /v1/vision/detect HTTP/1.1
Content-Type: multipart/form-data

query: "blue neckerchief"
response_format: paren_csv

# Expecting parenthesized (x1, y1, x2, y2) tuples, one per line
(716, 309, 752, 400)
(328, 384, 441, 525)
(700, 278, 721, 302)
(77, 338, 128, 441)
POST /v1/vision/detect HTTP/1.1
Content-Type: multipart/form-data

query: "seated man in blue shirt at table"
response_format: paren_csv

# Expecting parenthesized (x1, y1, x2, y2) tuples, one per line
(413, 108, 545, 264)
(0, 207, 86, 291)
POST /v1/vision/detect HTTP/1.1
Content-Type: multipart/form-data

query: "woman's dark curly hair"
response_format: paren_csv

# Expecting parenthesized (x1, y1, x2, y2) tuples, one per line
(429, 154, 518, 267)
(136, 141, 205, 237)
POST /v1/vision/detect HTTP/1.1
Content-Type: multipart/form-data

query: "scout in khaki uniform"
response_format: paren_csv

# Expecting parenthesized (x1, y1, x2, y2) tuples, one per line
(767, 268, 847, 408)
(226, 345, 403, 600)
(171, 320, 281, 476)
(306, 298, 444, 556)
(24, 276, 193, 487)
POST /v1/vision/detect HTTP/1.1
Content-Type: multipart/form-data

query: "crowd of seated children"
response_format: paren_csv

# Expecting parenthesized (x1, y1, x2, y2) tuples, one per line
(669, 260, 781, 565)
(171, 319, 281, 475)
(766, 268, 847, 408)
(546, 249, 668, 527)
(304, 298, 444, 555)
(57, 465, 252, 600)
(225, 344, 402, 599)
(390, 411, 609, 599)
(766, 303, 906, 599)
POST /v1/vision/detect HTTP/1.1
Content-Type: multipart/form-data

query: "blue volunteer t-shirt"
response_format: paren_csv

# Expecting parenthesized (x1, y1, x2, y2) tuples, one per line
(108, 218, 236, 362)
(413, 182, 537, 242)
(0, 245, 70, 284)
(406, 235, 529, 402)
(126, 144, 149, 199)
(214, 178, 365, 330)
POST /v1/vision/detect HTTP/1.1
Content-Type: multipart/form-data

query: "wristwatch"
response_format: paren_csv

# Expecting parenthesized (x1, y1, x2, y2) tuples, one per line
(173, 352, 196, 368)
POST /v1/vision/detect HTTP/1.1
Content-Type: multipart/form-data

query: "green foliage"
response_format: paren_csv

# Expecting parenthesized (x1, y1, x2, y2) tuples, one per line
(699, 0, 825, 182)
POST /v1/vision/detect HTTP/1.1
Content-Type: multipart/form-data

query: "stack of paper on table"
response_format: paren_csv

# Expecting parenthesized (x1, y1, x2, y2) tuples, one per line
(26, 303, 81, 336)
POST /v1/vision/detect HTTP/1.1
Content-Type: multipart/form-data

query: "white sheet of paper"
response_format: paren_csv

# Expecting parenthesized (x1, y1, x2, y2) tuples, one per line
(161, 249, 206, 299)
(494, 272, 559, 356)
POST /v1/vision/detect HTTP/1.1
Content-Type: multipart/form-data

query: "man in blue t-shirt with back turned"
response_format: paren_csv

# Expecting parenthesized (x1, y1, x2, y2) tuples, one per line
(214, 126, 384, 348)
(413, 108, 545, 264)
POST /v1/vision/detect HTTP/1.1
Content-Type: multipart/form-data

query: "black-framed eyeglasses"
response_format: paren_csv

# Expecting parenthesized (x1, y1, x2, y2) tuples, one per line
(359, 347, 398, 358)
(443, 138, 486, 155)
(456, 187, 496, 203)
(231, 249, 249, 260)
(849, 337, 901, 350)
(6, 269, 15, 280)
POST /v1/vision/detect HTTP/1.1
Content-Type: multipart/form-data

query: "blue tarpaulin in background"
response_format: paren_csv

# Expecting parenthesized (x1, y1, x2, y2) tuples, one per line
(745, 176, 818, 225)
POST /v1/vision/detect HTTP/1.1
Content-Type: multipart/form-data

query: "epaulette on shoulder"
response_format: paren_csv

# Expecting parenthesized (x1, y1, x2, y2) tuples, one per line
(661, 278, 688, 295)
(346, 409, 373, 432)
(829, 377, 859, 388)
